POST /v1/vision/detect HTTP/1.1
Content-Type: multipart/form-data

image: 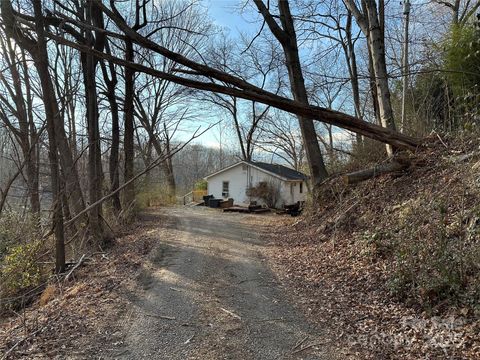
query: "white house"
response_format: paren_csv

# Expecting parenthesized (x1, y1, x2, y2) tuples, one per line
(204, 161, 308, 208)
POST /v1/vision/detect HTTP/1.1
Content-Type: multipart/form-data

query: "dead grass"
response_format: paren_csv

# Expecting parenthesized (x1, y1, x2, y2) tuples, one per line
(0, 209, 170, 359)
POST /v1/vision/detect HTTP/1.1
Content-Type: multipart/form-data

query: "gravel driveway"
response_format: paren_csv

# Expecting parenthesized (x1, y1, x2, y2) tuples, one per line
(116, 207, 333, 359)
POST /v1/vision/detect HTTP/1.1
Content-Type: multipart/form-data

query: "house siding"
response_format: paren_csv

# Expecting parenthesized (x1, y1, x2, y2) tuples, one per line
(207, 163, 307, 207)
(207, 164, 248, 204)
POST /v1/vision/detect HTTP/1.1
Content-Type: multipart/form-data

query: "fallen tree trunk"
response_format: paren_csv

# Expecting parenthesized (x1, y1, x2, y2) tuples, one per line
(7, 2, 421, 151)
(14, 3, 420, 151)
(98, 1, 419, 151)
(38, 30, 418, 152)
(343, 161, 409, 185)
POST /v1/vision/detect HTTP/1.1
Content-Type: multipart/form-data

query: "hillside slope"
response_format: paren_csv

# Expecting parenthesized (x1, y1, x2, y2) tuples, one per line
(266, 137, 480, 359)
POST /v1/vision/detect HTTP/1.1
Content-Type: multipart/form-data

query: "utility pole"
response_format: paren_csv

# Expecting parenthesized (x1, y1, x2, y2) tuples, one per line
(401, 0, 411, 133)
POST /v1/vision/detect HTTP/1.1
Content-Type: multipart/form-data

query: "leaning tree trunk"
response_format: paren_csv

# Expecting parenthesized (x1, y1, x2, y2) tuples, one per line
(253, 0, 329, 188)
(278, 1, 328, 186)
(44, 4, 420, 152)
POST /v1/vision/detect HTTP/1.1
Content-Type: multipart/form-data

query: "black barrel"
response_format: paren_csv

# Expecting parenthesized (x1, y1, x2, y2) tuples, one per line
(203, 195, 214, 206)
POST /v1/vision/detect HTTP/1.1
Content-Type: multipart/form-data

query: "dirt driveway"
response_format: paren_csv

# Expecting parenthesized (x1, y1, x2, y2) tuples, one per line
(114, 206, 333, 359)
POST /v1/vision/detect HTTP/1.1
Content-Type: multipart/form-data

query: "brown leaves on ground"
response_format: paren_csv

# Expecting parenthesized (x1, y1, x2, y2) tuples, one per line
(264, 137, 480, 359)
(0, 210, 170, 359)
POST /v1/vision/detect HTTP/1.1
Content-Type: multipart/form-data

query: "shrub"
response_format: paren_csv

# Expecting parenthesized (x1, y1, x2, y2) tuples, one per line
(136, 182, 176, 209)
(387, 200, 480, 310)
(0, 212, 42, 260)
(444, 20, 480, 126)
(246, 180, 282, 208)
(194, 179, 207, 191)
(444, 22, 480, 98)
(0, 212, 48, 310)
(0, 241, 44, 296)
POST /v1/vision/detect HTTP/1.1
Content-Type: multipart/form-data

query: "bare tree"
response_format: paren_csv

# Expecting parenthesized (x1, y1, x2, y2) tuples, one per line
(0, 34, 41, 214)
(1, 0, 87, 233)
(9, 1, 419, 154)
(343, 0, 396, 154)
(99, 42, 122, 215)
(1, 0, 67, 272)
(77, 0, 108, 242)
(253, 0, 329, 186)
(258, 111, 305, 171)
(203, 35, 279, 161)
(433, 0, 480, 24)
(133, 0, 209, 200)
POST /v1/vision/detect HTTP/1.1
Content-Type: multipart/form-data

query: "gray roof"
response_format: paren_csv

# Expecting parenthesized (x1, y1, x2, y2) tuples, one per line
(249, 162, 308, 181)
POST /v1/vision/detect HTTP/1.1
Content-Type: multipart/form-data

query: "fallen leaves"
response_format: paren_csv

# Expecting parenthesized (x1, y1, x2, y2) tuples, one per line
(263, 144, 480, 359)
(0, 211, 171, 359)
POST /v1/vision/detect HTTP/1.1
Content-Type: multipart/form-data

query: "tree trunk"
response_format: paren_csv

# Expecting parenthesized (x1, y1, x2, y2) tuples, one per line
(364, 0, 396, 132)
(345, 11, 364, 149)
(344, 0, 397, 155)
(124, 39, 136, 211)
(253, 0, 328, 187)
(343, 160, 408, 184)
(77, 0, 107, 243)
(100, 44, 122, 215)
(365, 0, 395, 155)
(278, 0, 328, 186)
(30, 0, 65, 272)
(231, 97, 248, 161)
(367, 42, 381, 126)
(163, 135, 176, 201)
(105, 73, 122, 214)
(3, 38, 41, 214)
(81, 52, 105, 242)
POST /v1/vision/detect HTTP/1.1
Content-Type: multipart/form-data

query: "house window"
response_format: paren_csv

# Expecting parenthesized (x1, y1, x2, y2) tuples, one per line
(300, 182, 303, 194)
(222, 181, 229, 198)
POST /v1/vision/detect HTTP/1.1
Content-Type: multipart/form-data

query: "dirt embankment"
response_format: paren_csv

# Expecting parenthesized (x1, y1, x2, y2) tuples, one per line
(0, 213, 168, 359)
(265, 139, 480, 359)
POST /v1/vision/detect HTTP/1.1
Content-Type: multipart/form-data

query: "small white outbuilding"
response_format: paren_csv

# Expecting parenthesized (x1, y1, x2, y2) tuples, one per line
(204, 161, 308, 208)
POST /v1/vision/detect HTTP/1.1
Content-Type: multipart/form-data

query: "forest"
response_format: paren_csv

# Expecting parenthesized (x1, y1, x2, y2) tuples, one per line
(0, 0, 479, 358)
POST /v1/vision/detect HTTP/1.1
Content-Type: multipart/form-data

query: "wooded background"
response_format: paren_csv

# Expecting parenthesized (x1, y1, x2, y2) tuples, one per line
(0, 0, 478, 279)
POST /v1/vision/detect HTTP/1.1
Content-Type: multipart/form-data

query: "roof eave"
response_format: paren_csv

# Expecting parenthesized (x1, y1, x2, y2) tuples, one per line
(204, 161, 308, 182)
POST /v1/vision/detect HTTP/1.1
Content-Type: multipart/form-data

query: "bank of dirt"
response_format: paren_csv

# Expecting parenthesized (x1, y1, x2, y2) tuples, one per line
(0, 214, 164, 359)
(265, 141, 480, 359)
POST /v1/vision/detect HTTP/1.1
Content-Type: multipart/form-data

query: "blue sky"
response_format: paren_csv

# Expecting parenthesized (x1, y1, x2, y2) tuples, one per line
(206, 0, 253, 33)
(186, 0, 258, 149)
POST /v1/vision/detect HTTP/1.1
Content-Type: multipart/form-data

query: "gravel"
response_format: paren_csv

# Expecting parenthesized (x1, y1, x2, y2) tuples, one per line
(115, 207, 334, 360)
